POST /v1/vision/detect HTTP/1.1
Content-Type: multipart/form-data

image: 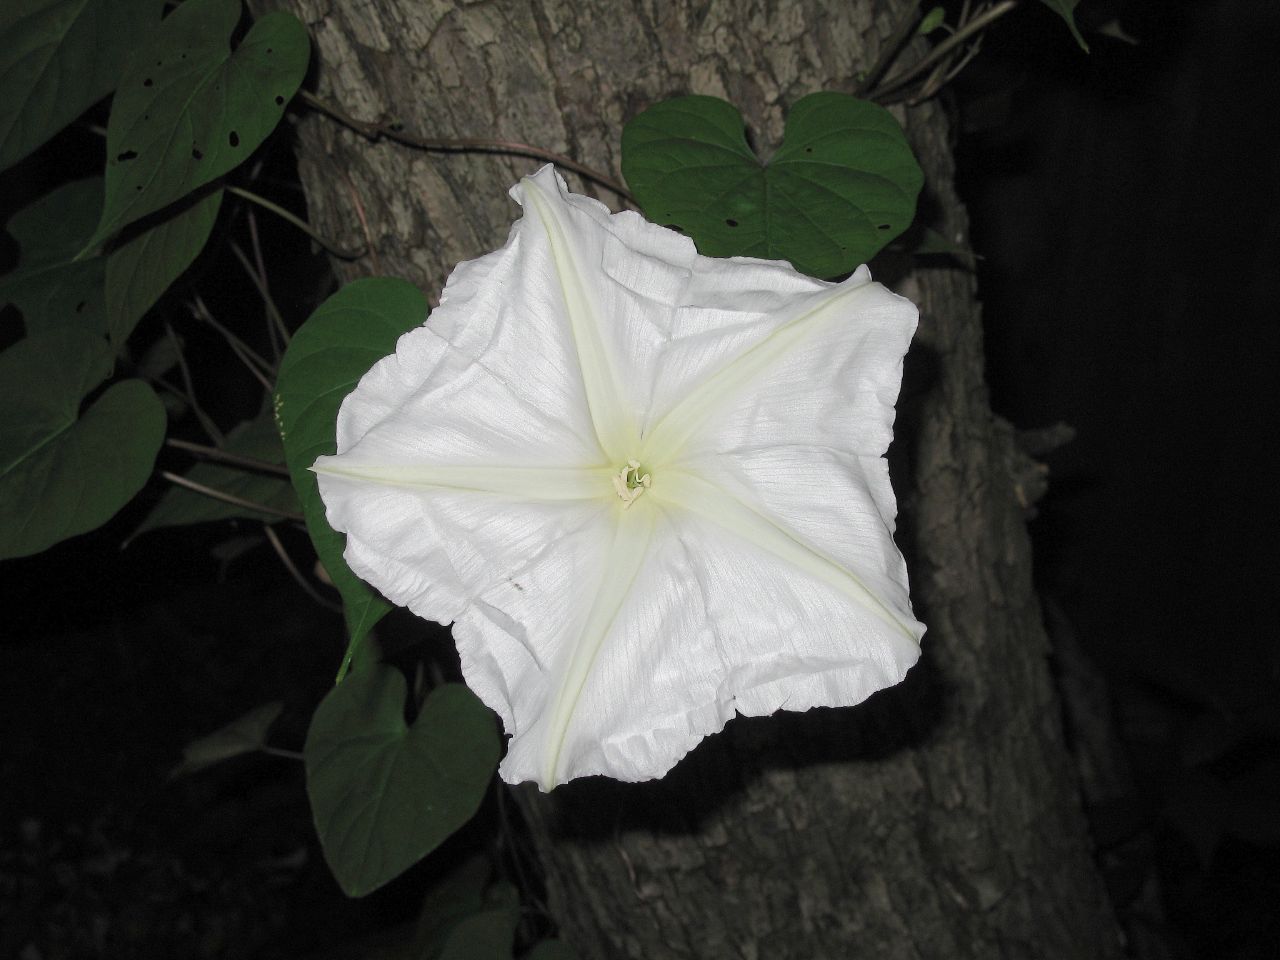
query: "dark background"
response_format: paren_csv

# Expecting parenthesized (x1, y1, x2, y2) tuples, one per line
(2, 0, 1276, 956)
(956, 0, 1280, 955)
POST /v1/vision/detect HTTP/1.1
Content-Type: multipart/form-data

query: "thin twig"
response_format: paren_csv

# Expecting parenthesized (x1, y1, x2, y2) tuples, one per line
(164, 323, 224, 445)
(166, 437, 290, 477)
(494, 779, 551, 917)
(226, 184, 365, 259)
(191, 294, 272, 372)
(919, 35, 986, 101)
(263, 523, 342, 611)
(300, 90, 634, 203)
(229, 241, 291, 349)
(160, 470, 305, 522)
(189, 295, 275, 389)
(233, 341, 273, 391)
(259, 745, 305, 761)
(870, 0, 1019, 101)
(340, 169, 382, 276)
(854, 2, 923, 96)
(245, 210, 286, 360)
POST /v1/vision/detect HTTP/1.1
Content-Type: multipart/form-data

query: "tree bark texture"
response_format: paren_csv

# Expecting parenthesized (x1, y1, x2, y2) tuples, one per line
(267, 0, 1123, 956)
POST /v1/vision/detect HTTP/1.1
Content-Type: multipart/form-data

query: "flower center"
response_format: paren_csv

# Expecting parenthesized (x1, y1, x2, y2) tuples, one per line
(611, 459, 652, 508)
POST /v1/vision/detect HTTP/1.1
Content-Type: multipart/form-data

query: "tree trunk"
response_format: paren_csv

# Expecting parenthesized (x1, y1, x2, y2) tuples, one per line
(268, 0, 1122, 956)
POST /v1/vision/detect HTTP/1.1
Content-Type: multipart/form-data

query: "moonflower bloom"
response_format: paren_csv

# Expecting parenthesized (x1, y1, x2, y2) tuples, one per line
(314, 165, 925, 790)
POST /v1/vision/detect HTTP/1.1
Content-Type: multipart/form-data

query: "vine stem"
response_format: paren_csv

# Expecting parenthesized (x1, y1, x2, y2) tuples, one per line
(245, 208, 289, 356)
(228, 240, 291, 348)
(226, 185, 366, 259)
(299, 90, 635, 203)
(164, 323, 224, 445)
(869, 0, 1020, 101)
(160, 470, 305, 522)
(263, 523, 342, 612)
(166, 437, 290, 477)
(854, 2, 922, 96)
(189, 295, 275, 389)
(259, 745, 305, 761)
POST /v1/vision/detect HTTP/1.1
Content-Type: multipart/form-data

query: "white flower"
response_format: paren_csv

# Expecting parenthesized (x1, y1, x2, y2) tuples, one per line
(314, 165, 925, 791)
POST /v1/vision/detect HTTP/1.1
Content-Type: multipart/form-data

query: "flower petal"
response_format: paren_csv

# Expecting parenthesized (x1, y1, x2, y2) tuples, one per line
(311, 167, 924, 790)
(655, 466, 919, 640)
(475, 501, 656, 790)
(493, 494, 921, 787)
(675, 444, 914, 629)
(317, 474, 611, 627)
(325, 199, 607, 475)
(642, 266, 917, 463)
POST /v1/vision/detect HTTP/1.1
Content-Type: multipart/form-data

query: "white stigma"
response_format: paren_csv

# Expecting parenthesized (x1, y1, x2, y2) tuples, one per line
(611, 459, 652, 508)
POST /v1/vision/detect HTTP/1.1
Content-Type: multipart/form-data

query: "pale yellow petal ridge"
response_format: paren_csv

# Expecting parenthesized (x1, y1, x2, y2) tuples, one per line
(640, 277, 877, 463)
(539, 500, 654, 789)
(652, 469, 920, 646)
(313, 459, 612, 502)
(521, 177, 639, 463)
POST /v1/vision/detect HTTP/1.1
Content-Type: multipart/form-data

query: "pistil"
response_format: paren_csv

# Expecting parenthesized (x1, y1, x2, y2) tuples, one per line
(611, 459, 652, 508)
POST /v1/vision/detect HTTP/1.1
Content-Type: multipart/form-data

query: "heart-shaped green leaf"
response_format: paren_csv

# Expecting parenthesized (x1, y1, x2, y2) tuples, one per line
(622, 92, 923, 279)
(0, 329, 165, 559)
(106, 188, 223, 344)
(132, 407, 297, 539)
(0, 178, 106, 335)
(276, 278, 428, 677)
(96, 0, 309, 241)
(1038, 0, 1089, 52)
(0, 0, 164, 173)
(305, 652, 500, 898)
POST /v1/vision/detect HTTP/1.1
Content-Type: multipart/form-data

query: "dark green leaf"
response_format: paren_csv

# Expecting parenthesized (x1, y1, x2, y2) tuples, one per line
(1037, 0, 1089, 52)
(304, 655, 500, 898)
(622, 92, 923, 278)
(0, 0, 164, 172)
(136, 330, 182, 379)
(132, 408, 297, 538)
(918, 6, 946, 34)
(106, 188, 223, 343)
(0, 178, 106, 335)
(0, 329, 165, 559)
(413, 855, 493, 957)
(436, 891, 520, 960)
(4, 176, 101, 266)
(96, 0, 309, 240)
(275, 277, 428, 676)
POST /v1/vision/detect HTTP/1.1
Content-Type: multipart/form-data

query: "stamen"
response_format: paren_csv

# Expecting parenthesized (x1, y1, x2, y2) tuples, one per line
(612, 459, 652, 508)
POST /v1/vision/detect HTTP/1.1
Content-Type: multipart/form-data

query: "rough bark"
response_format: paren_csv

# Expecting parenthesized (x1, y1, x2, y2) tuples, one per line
(267, 0, 1122, 956)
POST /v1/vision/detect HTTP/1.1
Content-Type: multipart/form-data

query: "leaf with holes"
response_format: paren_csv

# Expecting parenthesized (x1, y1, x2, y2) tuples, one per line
(132, 408, 297, 540)
(622, 92, 923, 279)
(0, 0, 164, 173)
(106, 188, 223, 344)
(304, 649, 499, 898)
(95, 0, 308, 242)
(275, 278, 427, 677)
(0, 178, 106, 335)
(1038, 0, 1089, 51)
(0, 329, 166, 560)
